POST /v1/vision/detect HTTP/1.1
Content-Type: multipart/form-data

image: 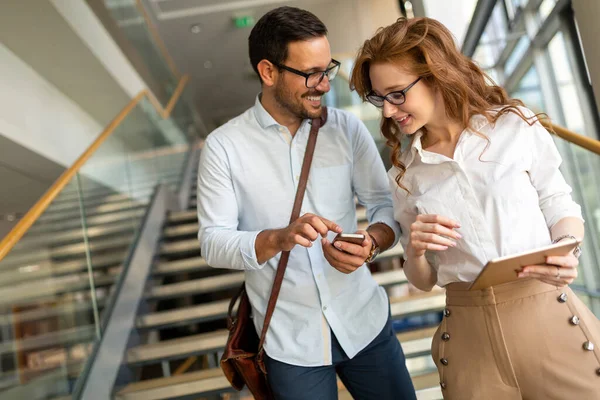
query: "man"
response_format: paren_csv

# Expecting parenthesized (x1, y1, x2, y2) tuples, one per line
(197, 6, 416, 400)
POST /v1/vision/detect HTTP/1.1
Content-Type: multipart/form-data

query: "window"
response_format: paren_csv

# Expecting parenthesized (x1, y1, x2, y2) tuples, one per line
(511, 65, 545, 112)
(504, 35, 530, 76)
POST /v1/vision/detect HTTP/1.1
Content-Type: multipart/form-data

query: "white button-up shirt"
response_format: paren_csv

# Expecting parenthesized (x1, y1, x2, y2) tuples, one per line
(197, 96, 400, 366)
(390, 107, 583, 287)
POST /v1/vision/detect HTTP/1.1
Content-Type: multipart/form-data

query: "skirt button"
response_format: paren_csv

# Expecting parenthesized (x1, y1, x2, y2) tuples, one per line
(557, 293, 568, 303)
(583, 341, 595, 351)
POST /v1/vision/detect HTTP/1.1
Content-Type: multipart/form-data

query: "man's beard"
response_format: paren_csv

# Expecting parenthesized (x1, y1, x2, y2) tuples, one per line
(274, 81, 324, 120)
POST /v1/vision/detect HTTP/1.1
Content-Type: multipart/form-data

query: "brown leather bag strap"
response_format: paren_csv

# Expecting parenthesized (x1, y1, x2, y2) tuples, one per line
(257, 107, 328, 353)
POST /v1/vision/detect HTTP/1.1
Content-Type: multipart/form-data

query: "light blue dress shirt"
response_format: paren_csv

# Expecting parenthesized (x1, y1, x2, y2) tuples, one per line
(197, 96, 401, 366)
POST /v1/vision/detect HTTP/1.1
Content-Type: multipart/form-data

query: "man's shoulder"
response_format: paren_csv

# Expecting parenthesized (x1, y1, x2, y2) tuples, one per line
(325, 106, 361, 126)
(206, 107, 257, 143)
(324, 107, 367, 139)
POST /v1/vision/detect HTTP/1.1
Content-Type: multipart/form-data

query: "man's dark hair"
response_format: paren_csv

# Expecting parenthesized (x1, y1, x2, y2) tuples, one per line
(249, 6, 327, 79)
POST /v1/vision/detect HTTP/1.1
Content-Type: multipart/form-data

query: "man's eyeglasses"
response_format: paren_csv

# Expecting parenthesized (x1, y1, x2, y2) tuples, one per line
(274, 59, 341, 88)
(366, 77, 422, 108)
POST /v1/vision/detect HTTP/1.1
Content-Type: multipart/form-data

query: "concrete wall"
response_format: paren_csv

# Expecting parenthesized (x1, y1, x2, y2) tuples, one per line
(0, 0, 168, 237)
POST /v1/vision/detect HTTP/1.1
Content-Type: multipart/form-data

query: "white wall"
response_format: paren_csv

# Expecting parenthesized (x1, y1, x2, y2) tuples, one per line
(0, 43, 156, 201)
(50, 0, 148, 99)
(422, 0, 478, 45)
(0, 0, 174, 204)
(0, 43, 103, 168)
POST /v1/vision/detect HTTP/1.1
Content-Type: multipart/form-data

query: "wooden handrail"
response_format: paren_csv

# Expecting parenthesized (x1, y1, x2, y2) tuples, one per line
(542, 120, 600, 156)
(0, 75, 189, 262)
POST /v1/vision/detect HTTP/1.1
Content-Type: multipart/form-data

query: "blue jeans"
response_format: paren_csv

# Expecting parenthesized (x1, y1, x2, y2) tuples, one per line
(265, 313, 417, 400)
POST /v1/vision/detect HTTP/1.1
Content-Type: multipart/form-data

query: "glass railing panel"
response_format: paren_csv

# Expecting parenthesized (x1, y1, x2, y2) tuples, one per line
(129, 97, 190, 193)
(0, 91, 193, 397)
(103, 0, 178, 106)
(0, 177, 96, 398)
(78, 116, 140, 343)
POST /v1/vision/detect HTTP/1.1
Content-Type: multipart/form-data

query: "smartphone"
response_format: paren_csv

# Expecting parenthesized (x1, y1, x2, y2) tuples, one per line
(332, 233, 366, 245)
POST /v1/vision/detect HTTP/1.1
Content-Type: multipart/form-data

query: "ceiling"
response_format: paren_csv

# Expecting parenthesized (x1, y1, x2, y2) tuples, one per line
(109, 0, 405, 130)
(0, 0, 133, 127)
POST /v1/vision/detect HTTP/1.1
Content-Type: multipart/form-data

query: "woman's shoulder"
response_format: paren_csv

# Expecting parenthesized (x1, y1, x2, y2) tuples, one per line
(488, 106, 541, 129)
(474, 106, 543, 143)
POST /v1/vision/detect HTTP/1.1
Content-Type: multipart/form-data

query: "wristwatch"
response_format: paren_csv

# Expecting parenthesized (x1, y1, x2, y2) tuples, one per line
(552, 235, 582, 258)
(365, 234, 380, 263)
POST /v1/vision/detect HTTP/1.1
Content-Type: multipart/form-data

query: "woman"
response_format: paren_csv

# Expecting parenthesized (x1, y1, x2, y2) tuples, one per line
(350, 17, 600, 399)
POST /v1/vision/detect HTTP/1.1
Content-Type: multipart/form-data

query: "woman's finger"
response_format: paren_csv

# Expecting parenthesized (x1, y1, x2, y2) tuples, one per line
(419, 223, 462, 240)
(412, 240, 448, 252)
(412, 231, 456, 248)
(416, 214, 460, 228)
(546, 255, 578, 268)
(522, 264, 577, 278)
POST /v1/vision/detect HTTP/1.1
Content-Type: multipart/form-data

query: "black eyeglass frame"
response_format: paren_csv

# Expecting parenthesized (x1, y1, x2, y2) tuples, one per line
(366, 77, 422, 107)
(274, 59, 341, 88)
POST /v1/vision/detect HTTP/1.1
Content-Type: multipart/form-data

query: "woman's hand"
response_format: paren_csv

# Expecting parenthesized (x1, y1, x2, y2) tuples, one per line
(518, 254, 578, 287)
(408, 214, 461, 257)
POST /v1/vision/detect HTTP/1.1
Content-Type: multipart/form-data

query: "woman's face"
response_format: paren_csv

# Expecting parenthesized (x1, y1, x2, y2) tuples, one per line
(369, 62, 438, 135)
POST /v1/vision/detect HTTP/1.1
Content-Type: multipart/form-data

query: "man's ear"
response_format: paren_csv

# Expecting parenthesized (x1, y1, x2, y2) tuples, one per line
(257, 59, 278, 87)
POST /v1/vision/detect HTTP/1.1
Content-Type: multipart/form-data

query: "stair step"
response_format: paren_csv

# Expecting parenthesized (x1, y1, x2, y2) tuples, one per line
(153, 256, 209, 276)
(145, 273, 245, 301)
(168, 210, 197, 224)
(160, 239, 199, 256)
(130, 293, 445, 366)
(137, 299, 230, 331)
(138, 269, 407, 330)
(0, 252, 124, 285)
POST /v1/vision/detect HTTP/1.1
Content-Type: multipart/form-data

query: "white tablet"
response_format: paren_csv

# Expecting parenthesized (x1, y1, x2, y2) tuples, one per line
(469, 239, 581, 291)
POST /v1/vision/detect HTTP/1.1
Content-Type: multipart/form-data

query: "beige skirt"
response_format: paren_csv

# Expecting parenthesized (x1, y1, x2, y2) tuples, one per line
(431, 278, 600, 400)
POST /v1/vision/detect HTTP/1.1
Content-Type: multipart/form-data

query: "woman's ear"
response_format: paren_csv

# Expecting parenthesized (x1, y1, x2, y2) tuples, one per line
(257, 60, 277, 87)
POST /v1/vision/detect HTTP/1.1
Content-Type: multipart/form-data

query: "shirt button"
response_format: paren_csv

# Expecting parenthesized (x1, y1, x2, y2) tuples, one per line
(322, 306, 327, 311)
(295, 175, 299, 180)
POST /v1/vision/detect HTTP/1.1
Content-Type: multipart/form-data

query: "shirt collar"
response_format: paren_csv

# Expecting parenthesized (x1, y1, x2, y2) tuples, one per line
(253, 94, 280, 129)
(252, 94, 312, 133)
(403, 114, 491, 167)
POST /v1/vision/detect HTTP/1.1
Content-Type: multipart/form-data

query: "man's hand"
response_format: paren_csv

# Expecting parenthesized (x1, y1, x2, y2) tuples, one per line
(277, 213, 342, 251)
(256, 213, 341, 264)
(322, 229, 371, 274)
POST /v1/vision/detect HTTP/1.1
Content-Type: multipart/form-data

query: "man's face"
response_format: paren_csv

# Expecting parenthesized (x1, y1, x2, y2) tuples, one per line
(273, 36, 332, 119)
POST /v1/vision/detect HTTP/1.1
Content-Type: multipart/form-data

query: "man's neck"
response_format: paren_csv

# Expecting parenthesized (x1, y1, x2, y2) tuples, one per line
(260, 93, 303, 136)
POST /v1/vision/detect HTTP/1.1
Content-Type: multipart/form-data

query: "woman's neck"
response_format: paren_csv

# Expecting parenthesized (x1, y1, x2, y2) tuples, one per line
(422, 119, 464, 149)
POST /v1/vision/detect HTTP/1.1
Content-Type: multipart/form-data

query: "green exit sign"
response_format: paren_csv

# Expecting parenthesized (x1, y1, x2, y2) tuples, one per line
(233, 15, 255, 28)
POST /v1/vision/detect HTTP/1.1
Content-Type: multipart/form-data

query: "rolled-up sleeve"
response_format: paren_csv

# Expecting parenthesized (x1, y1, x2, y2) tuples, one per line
(527, 118, 584, 229)
(350, 114, 401, 246)
(197, 136, 265, 270)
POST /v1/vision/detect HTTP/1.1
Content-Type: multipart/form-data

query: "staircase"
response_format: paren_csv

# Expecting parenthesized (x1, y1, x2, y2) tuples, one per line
(111, 171, 446, 399)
